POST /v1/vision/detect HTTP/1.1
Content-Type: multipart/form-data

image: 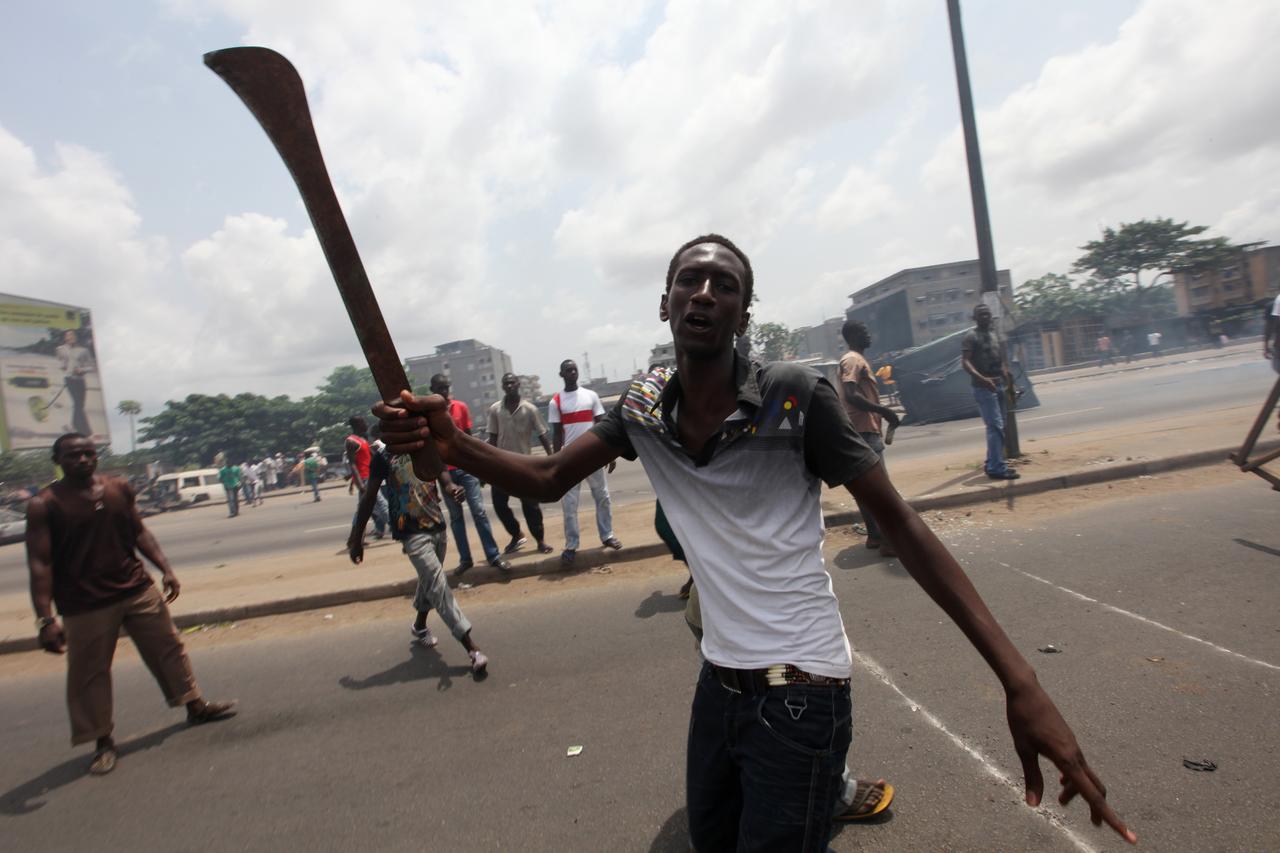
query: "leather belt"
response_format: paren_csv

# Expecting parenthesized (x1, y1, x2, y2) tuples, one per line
(710, 663, 849, 694)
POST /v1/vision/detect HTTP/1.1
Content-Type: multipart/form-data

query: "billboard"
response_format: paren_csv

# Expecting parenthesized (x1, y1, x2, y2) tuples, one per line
(0, 295, 110, 452)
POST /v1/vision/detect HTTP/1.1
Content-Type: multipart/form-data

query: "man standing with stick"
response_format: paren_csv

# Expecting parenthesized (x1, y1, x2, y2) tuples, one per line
(27, 433, 235, 775)
(375, 235, 1135, 850)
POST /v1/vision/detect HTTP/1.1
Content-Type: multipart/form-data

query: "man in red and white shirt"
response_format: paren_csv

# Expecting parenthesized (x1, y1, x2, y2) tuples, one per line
(548, 359, 621, 565)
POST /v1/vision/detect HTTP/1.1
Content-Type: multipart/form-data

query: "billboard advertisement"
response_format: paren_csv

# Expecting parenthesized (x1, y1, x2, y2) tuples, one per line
(0, 295, 110, 452)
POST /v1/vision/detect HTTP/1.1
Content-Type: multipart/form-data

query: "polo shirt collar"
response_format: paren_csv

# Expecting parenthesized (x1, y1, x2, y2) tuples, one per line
(652, 351, 761, 415)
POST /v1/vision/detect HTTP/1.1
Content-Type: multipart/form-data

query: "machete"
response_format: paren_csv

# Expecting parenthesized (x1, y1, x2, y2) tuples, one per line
(203, 46, 442, 479)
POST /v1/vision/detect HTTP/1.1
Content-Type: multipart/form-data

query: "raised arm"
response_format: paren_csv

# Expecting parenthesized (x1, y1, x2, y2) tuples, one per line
(375, 392, 618, 501)
(850, 464, 1136, 845)
(25, 496, 64, 653)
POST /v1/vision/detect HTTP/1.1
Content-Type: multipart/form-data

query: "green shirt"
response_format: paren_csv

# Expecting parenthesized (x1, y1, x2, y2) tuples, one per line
(218, 465, 241, 489)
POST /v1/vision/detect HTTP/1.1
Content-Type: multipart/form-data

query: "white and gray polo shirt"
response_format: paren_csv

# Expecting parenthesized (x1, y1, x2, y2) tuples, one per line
(591, 355, 880, 678)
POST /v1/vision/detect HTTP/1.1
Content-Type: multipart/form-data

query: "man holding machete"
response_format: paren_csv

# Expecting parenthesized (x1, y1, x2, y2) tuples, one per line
(373, 234, 1135, 850)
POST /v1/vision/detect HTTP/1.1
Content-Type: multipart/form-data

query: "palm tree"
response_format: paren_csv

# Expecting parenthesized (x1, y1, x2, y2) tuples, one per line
(117, 400, 142, 453)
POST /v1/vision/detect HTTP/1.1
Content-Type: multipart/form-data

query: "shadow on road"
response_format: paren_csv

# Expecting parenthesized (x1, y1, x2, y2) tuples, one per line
(648, 807, 689, 851)
(832, 546, 908, 578)
(0, 721, 188, 815)
(338, 643, 477, 692)
(1233, 538, 1280, 559)
(635, 590, 686, 619)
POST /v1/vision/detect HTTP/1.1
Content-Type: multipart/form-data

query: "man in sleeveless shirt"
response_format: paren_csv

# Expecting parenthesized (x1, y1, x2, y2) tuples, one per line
(27, 433, 234, 775)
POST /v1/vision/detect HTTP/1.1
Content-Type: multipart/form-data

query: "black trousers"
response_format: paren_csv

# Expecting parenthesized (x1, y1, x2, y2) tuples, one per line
(491, 485, 544, 542)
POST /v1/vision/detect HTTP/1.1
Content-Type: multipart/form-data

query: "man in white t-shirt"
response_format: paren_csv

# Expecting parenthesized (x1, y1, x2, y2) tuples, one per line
(1265, 293, 1280, 375)
(548, 359, 621, 566)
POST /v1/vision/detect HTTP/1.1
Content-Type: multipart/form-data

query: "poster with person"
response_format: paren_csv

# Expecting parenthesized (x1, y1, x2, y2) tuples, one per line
(0, 295, 110, 451)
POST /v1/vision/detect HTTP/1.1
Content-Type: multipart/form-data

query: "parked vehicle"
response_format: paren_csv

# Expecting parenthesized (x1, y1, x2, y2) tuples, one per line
(149, 468, 224, 507)
(0, 507, 25, 545)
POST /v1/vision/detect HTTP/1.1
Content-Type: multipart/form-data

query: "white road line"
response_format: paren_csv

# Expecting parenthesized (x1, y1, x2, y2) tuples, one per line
(303, 523, 351, 534)
(960, 406, 1105, 431)
(850, 648, 1101, 853)
(1004, 564, 1280, 672)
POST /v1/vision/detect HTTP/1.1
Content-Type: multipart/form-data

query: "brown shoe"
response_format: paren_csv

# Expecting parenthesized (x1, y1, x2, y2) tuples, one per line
(187, 699, 237, 725)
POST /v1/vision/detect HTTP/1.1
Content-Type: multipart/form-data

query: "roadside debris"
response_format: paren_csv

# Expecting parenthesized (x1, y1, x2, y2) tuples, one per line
(566, 745, 584, 757)
(1182, 758, 1217, 772)
(590, 565, 613, 575)
(1145, 656, 1165, 663)
(1037, 645, 1062, 654)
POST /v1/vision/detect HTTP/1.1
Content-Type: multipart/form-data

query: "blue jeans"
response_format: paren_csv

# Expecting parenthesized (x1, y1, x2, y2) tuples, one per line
(443, 469, 500, 565)
(352, 488, 388, 537)
(223, 485, 239, 517)
(687, 663, 851, 852)
(972, 380, 1011, 476)
(854, 432, 885, 540)
(561, 467, 613, 550)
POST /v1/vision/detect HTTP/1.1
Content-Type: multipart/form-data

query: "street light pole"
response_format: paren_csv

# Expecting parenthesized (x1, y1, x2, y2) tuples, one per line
(945, 0, 1020, 458)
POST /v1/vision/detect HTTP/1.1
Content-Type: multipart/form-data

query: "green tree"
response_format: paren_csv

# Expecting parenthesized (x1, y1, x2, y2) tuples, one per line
(301, 365, 383, 453)
(748, 321, 803, 362)
(139, 393, 312, 466)
(0, 450, 57, 490)
(1072, 218, 1238, 289)
(117, 399, 142, 453)
(1013, 273, 1101, 324)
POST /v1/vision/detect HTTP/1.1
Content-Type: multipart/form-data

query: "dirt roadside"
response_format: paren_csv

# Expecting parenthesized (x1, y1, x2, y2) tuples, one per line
(0, 462, 1251, 680)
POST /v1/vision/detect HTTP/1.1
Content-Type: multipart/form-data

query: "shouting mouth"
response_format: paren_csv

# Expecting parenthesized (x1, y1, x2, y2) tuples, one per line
(684, 313, 713, 332)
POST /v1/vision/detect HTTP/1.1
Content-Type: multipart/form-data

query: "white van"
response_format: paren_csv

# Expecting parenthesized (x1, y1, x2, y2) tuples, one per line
(151, 468, 224, 506)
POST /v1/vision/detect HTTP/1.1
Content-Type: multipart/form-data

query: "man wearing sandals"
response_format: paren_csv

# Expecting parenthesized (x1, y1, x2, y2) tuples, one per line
(375, 235, 1137, 850)
(26, 433, 235, 776)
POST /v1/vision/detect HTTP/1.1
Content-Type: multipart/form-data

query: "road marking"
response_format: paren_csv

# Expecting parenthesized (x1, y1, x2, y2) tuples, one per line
(960, 406, 1104, 431)
(851, 648, 1101, 853)
(1005, 565, 1280, 672)
(303, 523, 351, 533)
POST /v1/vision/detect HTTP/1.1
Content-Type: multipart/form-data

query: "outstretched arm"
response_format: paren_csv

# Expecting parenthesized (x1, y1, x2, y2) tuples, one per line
(375, 392, 618, 501)
(850, 464, 1136, 845)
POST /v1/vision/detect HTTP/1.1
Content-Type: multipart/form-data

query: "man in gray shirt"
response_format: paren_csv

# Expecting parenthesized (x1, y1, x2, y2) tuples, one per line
(487, 373, 554, 555)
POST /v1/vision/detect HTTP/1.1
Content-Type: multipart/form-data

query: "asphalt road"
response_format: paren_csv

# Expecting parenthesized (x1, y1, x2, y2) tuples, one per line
(1, 475, 1277, 851)
(0, 352, 1270, 598)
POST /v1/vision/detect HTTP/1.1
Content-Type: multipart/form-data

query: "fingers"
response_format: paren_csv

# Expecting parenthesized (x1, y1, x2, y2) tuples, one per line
(1060, 759, 1136, 844)
(1015, 741, 1044, 807)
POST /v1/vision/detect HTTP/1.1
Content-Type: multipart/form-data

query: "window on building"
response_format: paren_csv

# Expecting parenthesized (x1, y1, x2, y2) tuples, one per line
(946, 288, 961, 301)
(929, 313, 950, 327)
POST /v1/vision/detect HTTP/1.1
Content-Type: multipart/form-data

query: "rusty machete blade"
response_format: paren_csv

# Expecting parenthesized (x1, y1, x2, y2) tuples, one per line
(203, 46, 440, 476)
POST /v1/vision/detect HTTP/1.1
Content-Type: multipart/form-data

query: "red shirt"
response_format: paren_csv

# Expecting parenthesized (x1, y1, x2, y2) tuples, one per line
(347, 434, 371, 480)
(445, 400, 472, 471)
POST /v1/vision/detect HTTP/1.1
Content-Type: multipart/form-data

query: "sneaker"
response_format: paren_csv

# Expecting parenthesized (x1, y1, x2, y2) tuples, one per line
(455, 560, 474, 577)
(602, 537, 623, 550)
(503, 536, 528, 554)
(468, 649, 489, 675)
(560, 549, 576, 566)
(411, 625, 438, 648)
(489, 558, 512, 573)
(986, 469, 1021, 480)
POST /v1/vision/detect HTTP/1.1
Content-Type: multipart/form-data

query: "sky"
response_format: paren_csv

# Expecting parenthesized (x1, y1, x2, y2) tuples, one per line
(3, 0, 1277, 451)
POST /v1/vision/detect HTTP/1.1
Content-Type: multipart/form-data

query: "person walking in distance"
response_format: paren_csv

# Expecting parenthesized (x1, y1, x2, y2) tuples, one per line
(348, 444, 489, 675)
(962, 304, 1020, 480)
(548, 359, 621, 566)
(1096, 333, 1115, 368)
(838, 320, 901, 558)
(303, 450, 322, 502)
(373, 234, 1135, 850)
(217, 458, 242, 516)
(26, 434, 235, 775)
(346, 417, 388, 540)
(487, 372, 555, 556)
(428, 374, 510, 575)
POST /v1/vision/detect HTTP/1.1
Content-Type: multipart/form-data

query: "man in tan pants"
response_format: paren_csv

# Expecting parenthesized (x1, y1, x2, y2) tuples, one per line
(27, 433, 235, 775)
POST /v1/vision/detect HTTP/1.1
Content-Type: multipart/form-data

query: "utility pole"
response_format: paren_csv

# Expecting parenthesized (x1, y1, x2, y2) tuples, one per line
(945, 0, 1019, 458)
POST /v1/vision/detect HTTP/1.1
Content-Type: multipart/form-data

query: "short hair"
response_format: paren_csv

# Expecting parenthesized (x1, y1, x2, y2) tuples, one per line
(502, 372, 518, 383)
(559, 359, 576, 373)
(52, 432, 88, 458)
(842, 319, 871, 349)
(429, 373, 449, 387)
(348, 416, 368, 433)
(665, 234, 754, 305)
(973, 303, 991, 317)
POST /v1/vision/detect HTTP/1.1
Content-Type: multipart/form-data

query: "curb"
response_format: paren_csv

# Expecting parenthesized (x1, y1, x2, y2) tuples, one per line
(4, 440, 1272, 656)
(1029, 344, 1258, 386)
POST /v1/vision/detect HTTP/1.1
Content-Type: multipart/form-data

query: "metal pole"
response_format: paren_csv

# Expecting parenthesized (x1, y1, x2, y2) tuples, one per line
(946, 0, 1020, 458)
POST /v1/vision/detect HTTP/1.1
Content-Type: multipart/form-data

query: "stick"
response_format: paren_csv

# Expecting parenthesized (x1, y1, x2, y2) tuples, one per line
(203, 46, 441, 478)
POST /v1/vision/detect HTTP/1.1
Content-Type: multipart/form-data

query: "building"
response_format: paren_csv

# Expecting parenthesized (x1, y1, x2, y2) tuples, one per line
(1172, 244, 1280, 318)
(648, 340, 676, 369)
(517, 374, 545, 404)
(845, 261, 1013, 359)
(793, 317, 846, 361)
(405, 339, 513, 432)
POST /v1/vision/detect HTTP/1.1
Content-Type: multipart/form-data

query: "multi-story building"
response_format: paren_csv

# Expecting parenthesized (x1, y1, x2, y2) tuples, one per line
(517, 374, 545, 404)
(793, 317, 846, 361)
(845, 261, 1013, 358)
(1172, 244, 1280, 317)
(405, 339, 513, 433)
(648, 340, 676, 369)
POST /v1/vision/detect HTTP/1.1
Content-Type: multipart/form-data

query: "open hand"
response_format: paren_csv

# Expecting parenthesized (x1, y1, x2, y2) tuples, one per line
(1006, 680, 1137, 844)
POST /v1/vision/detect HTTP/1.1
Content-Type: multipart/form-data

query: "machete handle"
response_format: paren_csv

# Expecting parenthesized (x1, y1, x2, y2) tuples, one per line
(203, 46, 442, 479)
